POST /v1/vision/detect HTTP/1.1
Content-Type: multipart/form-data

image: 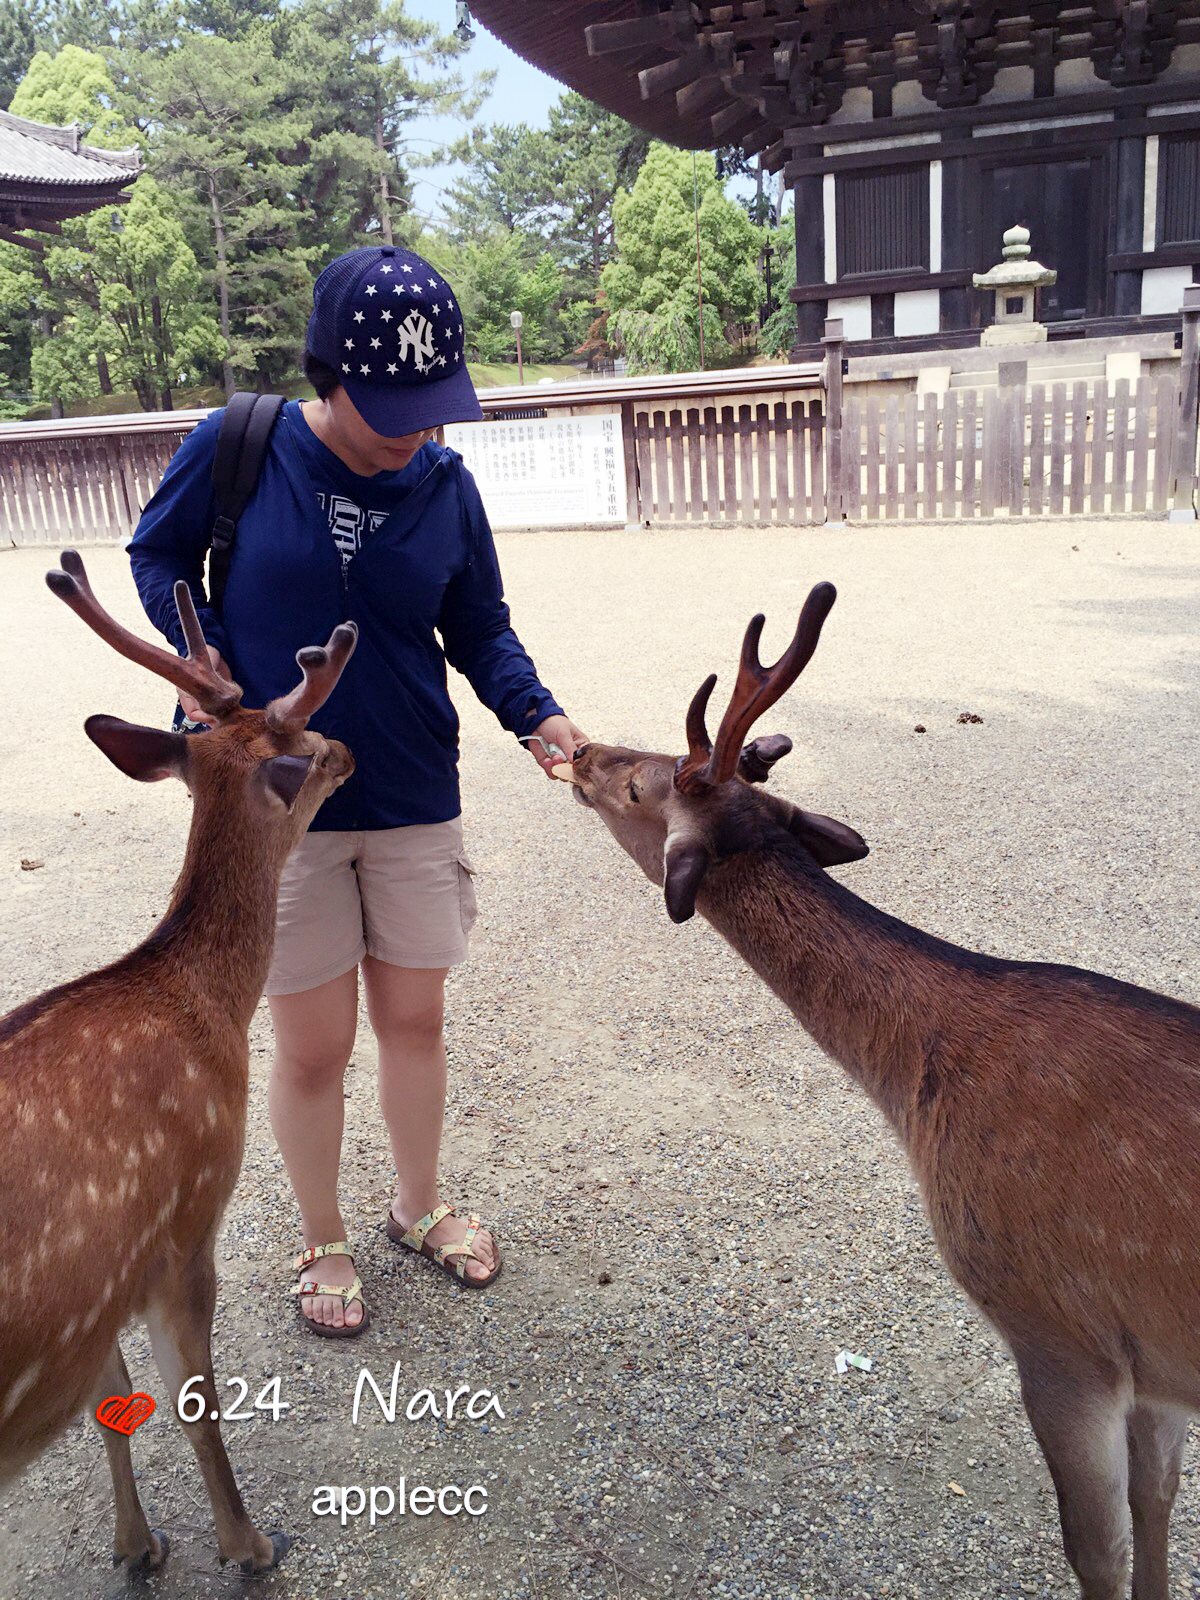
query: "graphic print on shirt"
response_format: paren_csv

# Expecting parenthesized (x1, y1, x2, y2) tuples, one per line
(316, 492, 388, 570)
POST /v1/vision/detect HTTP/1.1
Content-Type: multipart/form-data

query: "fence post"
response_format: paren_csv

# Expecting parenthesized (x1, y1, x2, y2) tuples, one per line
(1169, 285, 1200, 520)
(620, 399, 641, 527)
(822, 317, 845, 523)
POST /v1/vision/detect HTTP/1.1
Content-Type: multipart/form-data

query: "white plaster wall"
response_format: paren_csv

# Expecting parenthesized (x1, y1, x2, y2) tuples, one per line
(1055, 58, 1103, 93)
(891, 78, 935, 116)
(823, 172, 837, 282)
(894, 289, 941, 337)
(1141, 266, 1194, 315)
(981, 66, 1034, 102)
(827, 295, 872, 340)
(828, 86, 873, 125)
(1160, 42, 1200, 79)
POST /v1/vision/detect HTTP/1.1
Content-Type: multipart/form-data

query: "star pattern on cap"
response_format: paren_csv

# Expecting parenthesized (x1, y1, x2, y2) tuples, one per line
(333, 255, 468, 383)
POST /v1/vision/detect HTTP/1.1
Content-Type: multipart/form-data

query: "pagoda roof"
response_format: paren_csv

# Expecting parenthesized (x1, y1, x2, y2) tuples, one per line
(0, 108, 141, 237)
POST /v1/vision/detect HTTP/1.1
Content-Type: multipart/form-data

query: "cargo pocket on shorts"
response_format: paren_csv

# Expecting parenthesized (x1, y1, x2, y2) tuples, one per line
(457, 854, 478, 935)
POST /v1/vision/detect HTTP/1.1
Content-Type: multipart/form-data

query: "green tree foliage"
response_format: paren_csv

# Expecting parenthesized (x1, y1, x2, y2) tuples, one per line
(127, 29, 321, 392)
(759, 218, 796, 358)
(9, 42, 133, 145)
(0, 0, 36, 109)
(602, 144, 764, 373)
(544, 92, 648, 288)
(34, 174, 222, 408)
(277, 0, 483, 257)
(443, 122, 554, 241)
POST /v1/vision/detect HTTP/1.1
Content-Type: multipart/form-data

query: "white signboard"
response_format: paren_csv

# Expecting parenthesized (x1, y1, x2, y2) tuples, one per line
(443, 412, 626, 528)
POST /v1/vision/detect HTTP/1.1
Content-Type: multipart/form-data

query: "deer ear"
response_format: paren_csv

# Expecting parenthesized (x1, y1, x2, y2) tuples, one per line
(788, 808, 869, 868)
(663, 835, 710, 924)
(255, 754, 314, 813)
(85, 715, 189, 782)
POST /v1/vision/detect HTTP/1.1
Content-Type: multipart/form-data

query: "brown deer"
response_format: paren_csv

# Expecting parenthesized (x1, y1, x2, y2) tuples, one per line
(567, 582, 1200, 1600)
(0, 551, 357, 1577)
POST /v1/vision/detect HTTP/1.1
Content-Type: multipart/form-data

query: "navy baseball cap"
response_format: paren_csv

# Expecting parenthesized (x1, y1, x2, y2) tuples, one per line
(306, 245, 483, 435)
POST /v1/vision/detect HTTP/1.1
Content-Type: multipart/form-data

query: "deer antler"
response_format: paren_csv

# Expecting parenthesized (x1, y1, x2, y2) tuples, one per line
(674, 582, 837, 795)
(264, 624, 359, 733)
(46, 551, 243, 719)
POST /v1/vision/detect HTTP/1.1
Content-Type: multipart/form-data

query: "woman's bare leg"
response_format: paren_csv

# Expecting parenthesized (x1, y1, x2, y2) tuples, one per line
(268, 969, 363, 1329)
(364, 956, 497, 1281)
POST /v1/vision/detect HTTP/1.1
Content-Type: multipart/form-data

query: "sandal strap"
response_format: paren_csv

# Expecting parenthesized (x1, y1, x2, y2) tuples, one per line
(432, 1214, 491, 1275)
(292, 1241, 353, 1272)
(397, 1203, 454, 1251)
(291, 1275, 364, 1306)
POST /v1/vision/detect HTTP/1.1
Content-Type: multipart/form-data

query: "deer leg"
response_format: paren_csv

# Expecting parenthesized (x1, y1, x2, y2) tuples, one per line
(87, 1339, 169, 1574)
(1013, 1347, 1132, 1600)
(143, 1246, 287, 1573)
(1127, 1400, 1188, 1600)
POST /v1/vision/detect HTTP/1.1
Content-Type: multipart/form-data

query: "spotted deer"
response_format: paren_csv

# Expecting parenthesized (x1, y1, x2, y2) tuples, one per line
(0, 552, 357, 1576)
(568, 582, 1200, 1600)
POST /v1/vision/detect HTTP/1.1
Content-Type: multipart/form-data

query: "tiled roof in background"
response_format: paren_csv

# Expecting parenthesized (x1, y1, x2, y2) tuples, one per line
(0, 109, 141, 188)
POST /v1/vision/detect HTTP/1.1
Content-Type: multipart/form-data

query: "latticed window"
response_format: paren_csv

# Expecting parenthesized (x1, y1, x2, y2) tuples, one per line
(835, 164, 929, 276)
(1159, 134, 1200, 244)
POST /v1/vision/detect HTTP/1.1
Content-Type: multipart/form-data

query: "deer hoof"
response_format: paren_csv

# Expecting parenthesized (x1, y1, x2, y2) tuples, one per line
(119, 1529, 170, 1579)
(237, 1530, 290, 1574)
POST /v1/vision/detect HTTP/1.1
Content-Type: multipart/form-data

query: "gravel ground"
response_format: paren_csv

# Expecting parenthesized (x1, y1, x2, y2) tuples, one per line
(1, 523, 1198, 1600)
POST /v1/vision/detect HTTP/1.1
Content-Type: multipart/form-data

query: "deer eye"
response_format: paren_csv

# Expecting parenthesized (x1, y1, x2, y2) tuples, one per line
(629, 776, 641, 804)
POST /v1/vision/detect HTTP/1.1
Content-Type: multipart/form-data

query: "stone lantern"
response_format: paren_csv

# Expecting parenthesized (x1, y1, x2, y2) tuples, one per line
(972, 225, 1057, 346)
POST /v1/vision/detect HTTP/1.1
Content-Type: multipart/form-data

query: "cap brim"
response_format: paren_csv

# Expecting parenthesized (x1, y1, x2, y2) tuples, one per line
(340, 361, 484, 436)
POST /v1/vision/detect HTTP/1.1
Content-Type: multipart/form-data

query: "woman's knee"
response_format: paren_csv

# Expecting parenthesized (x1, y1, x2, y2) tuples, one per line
(363, 962, 447, 1046)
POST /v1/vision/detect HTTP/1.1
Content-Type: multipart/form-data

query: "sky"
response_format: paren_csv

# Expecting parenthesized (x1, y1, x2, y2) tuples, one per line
(401, 2, 566, 225)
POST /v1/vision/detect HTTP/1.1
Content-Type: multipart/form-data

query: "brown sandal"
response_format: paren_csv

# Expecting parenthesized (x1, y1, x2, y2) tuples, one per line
(385, 1203, 502, 1290)
(291, 1242, 370, 1338)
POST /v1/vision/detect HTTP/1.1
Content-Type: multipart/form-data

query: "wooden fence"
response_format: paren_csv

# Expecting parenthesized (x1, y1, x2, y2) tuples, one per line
(633, 399, 825, 524)
(3, 297, 1199, 542)
(0, 421, 191, 546)
(838, 376, 1178, 521)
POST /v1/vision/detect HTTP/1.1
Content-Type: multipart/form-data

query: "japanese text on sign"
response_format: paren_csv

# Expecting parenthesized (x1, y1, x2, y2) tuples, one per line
(443, 413, 627, 527)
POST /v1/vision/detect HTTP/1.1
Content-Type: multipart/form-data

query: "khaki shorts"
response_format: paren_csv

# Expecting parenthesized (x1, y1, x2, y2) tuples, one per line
(264, 818, 478, 996)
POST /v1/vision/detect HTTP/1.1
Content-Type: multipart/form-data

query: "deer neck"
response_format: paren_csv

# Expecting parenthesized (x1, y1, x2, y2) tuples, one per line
(146, 787, 298, 1030)
(697, 840, 971, 1136)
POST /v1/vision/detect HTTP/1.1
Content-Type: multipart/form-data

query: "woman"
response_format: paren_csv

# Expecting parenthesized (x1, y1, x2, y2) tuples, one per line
(130, 245, 584, 1336)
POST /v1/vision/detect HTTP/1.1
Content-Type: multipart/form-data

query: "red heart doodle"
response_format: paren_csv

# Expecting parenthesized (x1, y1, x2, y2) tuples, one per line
(96, 1393, 156, 1435)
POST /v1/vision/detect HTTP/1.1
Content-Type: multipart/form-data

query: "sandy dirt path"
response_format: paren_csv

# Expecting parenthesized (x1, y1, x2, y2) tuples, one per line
(1, 522, 1197, 1600)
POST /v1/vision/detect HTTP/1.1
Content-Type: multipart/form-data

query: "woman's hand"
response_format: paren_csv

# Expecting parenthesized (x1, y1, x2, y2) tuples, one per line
(178, 644, 232, 725)
(525, 715, 587, 776)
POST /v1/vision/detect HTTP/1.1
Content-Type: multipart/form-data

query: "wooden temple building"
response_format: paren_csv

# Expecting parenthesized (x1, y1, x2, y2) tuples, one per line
(0, 108, 141, 250)
(470, 2, 1200, 357)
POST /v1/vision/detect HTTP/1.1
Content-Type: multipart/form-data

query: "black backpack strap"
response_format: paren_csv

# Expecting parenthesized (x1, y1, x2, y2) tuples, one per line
(208, 392, 284, 613)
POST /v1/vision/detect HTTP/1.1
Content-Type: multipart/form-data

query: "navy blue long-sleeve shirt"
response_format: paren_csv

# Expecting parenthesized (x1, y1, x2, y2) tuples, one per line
(129, 401, 563, 830)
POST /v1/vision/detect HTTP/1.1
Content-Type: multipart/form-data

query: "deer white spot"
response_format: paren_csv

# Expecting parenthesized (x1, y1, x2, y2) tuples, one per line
(86, 1181, 99, 1203)
(143, 1128, 164, 1156)
(17, 1103, 34, 1126)
(69, 1225, 85, 1248)
(160, 1093, 179, 1113)
(82, 1305, 100, 1333)
(205, 1100, 217, 1127)
(53, 1107, 69, 1129)
(41, 1218, 53, 1239)
(79, 1025, 93, 1041)
(183, 1062, 198, 1082)
(101, 1279, 115, 1305)
(108, 1035, 124, 1054)
(59, 1317, 78, 1345)
(0, 1361, 42, 1422)
(111, 1088, 123, 1109)
(138, 1020, 157, 1039)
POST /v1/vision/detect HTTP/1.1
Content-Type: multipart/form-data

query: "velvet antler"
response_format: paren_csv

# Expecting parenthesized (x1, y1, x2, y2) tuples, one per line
(674, 583, 837, 795)
(264, 624, 359, 733)
(46, 551, 243, 720)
